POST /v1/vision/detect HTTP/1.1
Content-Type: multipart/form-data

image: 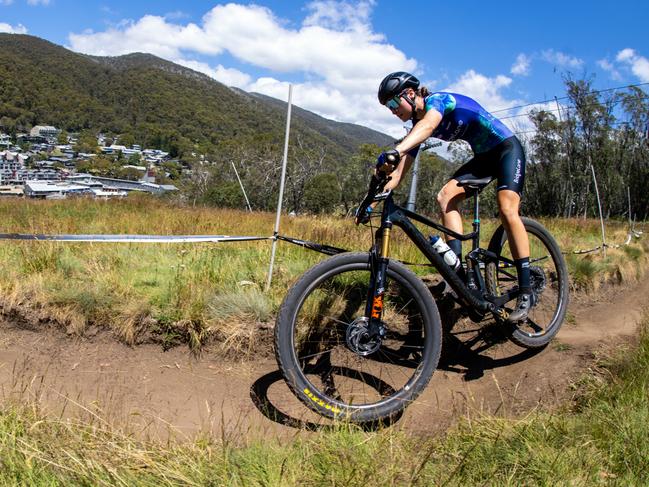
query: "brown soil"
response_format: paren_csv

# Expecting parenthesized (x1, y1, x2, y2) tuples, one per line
(1, 277, 647, 442)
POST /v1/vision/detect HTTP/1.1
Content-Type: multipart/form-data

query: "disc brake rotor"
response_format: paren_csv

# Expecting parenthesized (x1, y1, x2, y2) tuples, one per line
(346, 317, 384, 356)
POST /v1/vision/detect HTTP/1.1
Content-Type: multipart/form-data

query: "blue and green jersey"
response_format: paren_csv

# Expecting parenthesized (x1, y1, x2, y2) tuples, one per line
(412, 92, 513, 155)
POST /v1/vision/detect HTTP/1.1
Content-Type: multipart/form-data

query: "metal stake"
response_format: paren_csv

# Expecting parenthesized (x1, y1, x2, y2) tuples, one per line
(266, 84, 293, 291)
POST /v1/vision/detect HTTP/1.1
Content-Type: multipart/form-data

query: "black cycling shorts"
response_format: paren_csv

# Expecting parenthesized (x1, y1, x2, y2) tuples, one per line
(452, 136, 526, 195)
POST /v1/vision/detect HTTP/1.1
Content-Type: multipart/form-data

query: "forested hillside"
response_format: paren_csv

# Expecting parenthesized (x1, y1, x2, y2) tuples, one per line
(0, 33, 401, 212)
(0, 34, 390, 157)
(2, 34, 647, 218)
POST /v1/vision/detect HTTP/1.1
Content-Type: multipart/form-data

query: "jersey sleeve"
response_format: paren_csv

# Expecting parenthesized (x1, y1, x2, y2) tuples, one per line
(425, 93, 457, 116)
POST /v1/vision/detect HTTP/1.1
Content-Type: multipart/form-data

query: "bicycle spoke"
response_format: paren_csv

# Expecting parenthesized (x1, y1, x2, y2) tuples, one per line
(284, 260, 438, 414)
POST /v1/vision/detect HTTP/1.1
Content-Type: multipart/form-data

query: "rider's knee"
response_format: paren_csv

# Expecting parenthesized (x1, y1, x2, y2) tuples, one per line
(498, 202, 520, 223)
(437, 184, 462, 213)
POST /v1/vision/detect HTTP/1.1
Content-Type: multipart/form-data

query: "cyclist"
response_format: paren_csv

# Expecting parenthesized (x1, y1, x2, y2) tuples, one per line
(363, 71, 532, 323)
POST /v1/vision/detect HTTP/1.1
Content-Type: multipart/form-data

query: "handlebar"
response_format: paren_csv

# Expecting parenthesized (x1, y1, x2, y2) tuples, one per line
(356, 173, 391, 222)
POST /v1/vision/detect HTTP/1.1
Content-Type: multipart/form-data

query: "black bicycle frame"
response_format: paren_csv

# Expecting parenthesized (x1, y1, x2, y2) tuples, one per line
(364, 190, 513, 332)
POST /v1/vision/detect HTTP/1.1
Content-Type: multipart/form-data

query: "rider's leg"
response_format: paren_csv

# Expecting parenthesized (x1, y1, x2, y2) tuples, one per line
(497, 189, 529, 260)
(437, 179, 466, 259)
(498, 189, 533, 322)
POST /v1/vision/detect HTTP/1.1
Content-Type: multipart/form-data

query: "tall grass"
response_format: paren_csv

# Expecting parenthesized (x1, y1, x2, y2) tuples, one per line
(2, 317, 648, 485)
(0, 196, 645, 350)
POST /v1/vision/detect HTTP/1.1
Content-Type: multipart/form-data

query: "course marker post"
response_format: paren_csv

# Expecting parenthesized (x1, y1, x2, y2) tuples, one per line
(266, 84, 293, 291)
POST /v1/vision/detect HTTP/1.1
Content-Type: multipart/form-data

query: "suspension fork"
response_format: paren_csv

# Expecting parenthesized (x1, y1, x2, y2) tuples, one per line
(364, 223, 392, 336)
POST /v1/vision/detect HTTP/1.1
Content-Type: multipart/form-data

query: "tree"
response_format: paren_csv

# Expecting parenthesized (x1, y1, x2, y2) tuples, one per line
(127, 152, 142, 165)
(57, 130, 68, 145)
(118, 132, 135, 148)
(303, 173, 342, 214)
(74, 129, 99, 154)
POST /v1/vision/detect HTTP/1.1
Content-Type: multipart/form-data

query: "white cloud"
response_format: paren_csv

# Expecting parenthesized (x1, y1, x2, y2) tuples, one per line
(597, 58, 622, 81)
(444, 70, 515, 111)
(27, 0, 50, 5)
(541, 49, 584, 69)
(65, 2, 531, 140)
(0, 22, 27, 34)
(67, 2, 418, 136)
(615, 48, 649, 82)
(303, 0, 375, 33)
(0, 0, 15, 6)
(176, 59, 251, 88)
(616, 48, 635, 63)
(511, 53, 531, 76)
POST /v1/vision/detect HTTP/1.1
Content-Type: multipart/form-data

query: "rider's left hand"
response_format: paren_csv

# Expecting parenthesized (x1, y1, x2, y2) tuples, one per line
(376, 149, 400, 174)
(354, 206, 372, 225)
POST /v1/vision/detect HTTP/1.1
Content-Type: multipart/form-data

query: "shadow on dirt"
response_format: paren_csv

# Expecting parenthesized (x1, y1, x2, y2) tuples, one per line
(250, 367, 403, 431)
(434, 293, 545, 381)
(251, 289, 543, 429)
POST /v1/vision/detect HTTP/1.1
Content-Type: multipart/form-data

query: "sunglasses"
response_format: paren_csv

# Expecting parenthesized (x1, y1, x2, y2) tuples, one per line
(385, 95, 402, 110)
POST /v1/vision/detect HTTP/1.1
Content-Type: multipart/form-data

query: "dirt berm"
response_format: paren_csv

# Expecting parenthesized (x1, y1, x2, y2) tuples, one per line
(1, 276, 647, 441)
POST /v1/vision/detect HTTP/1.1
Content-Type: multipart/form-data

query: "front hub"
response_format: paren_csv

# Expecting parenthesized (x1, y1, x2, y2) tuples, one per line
(346, 317, 384, 356)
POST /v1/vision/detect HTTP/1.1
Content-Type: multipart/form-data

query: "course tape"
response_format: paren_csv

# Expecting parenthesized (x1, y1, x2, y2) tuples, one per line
(0, 233, 273, 244)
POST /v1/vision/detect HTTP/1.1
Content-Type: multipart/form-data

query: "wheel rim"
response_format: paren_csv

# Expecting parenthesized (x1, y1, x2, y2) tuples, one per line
(494, 228, 565, 338)
(290, 263, 432, 412)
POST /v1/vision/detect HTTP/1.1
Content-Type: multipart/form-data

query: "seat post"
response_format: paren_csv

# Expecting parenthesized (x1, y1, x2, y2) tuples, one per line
(472, 192, 481, 250)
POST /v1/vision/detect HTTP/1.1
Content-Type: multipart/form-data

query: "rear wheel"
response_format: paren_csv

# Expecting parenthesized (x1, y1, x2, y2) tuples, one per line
(485, 217, 569, 348)
(274, 252, 442, 423)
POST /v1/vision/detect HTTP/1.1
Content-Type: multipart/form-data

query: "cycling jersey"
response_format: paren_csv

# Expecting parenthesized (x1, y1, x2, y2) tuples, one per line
(411, 92, 514, 155)
(405, 92, 523, 194)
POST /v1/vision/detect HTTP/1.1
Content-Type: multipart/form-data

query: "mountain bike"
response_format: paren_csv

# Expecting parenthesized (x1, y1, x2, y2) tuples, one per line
(274, 171, 569, 423)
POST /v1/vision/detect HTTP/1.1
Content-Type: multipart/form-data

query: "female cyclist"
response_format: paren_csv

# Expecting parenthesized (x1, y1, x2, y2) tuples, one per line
(365, 71, 532, 323)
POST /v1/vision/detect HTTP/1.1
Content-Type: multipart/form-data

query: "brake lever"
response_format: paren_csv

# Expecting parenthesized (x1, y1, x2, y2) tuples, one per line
(373, 189, 392, 201)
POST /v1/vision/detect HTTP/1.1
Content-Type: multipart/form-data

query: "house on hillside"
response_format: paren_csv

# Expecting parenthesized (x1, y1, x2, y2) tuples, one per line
(0, 150, 29, 183)
(30, 125, 60, 139)
(24, 181, 92, 199)
(0, 185, 24, 197)
(66, 174, 177, 194)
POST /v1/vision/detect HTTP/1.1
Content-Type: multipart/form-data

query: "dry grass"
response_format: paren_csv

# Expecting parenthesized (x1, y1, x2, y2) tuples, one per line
(0, 196, 645, 351)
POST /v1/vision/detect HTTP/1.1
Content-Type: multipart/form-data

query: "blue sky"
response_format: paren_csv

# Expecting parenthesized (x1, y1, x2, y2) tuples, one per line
(1, 0, 648, 138)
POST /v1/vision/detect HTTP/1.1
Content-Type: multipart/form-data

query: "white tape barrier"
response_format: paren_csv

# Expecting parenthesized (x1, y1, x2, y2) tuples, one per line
(0, 234, 273, 243)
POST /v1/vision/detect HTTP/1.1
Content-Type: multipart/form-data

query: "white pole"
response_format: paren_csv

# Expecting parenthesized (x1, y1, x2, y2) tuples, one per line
(406, 140, 441, 211)
(266, 84, 293, 291)
(231, 161, 252, 212)
(406, 150, 421, 212)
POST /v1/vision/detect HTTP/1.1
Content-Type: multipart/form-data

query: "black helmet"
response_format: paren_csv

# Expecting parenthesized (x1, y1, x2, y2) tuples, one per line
(377, 71, 420, 105)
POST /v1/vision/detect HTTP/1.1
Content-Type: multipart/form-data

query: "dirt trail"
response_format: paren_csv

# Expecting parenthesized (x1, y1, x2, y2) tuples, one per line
(1, 277, 647, 441)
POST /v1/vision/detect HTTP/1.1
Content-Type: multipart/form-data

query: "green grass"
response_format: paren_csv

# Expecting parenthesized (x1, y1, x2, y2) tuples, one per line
(0, 195, 645, 350)
(2, 318, 649, 485)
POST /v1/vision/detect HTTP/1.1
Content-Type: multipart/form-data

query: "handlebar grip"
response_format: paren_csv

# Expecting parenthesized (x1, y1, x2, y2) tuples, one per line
(385, 153, 399, 164)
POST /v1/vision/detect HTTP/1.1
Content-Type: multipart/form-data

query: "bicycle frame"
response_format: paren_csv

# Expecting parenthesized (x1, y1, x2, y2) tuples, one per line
(364, 189, 512, 332)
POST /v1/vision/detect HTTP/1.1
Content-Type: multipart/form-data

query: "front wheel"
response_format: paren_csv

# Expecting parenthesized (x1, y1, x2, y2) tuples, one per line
(274, 252, 442, 423)
(485, 217, 569, 348)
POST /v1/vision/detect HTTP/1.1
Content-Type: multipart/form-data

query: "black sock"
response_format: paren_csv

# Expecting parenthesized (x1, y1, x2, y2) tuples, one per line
(515, 257, 531, 293)
(448, 239, 462, 260)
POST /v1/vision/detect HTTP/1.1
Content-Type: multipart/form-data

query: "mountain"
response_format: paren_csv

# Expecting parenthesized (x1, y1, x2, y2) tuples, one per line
(245, 91, 394, 148)
(0, 34, 392, 161)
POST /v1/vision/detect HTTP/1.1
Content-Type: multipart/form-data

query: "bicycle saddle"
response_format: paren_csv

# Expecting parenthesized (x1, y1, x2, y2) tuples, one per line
(456, 176, 494, 191)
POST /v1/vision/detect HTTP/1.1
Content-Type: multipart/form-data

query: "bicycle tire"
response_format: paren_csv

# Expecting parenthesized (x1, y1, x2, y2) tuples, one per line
(274, 252, 442, 423)
(485, 217, 569, 348)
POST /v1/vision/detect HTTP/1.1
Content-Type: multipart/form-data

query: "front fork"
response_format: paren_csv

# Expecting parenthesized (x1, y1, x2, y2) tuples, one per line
(365, 224, 392, 337)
